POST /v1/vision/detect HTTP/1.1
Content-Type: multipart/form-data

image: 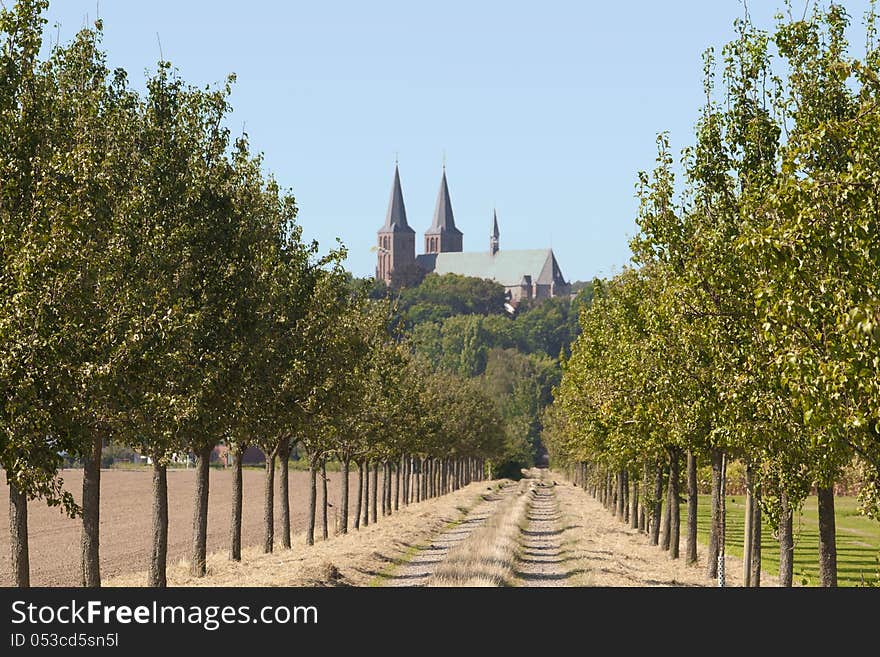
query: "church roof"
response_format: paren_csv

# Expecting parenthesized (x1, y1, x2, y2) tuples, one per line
(417, 248, 567, 287)
(380, 164, 414, 234)
(425, 168, 462, 236)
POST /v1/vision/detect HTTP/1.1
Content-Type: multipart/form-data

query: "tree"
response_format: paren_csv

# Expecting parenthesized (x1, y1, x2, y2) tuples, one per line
(0, 0, 79, 587)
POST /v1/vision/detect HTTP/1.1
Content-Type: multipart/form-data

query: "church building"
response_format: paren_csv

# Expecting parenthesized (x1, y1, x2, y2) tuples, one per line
(376, 164, 570, 304)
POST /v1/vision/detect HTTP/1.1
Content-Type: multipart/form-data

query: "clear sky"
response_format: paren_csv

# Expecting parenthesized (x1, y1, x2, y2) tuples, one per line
(40, 1, 876, 282)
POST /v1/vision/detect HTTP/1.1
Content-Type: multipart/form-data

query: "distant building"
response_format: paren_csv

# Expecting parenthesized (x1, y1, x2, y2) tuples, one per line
(377, 164, 570, 303)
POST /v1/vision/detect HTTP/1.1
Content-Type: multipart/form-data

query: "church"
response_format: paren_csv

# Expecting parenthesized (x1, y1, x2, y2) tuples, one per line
(376, 164, 570, 304)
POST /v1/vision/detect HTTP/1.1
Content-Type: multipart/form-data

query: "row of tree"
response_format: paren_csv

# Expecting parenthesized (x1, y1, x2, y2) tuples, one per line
(544, 3, 880, 586)
(1, 1, 506, 588)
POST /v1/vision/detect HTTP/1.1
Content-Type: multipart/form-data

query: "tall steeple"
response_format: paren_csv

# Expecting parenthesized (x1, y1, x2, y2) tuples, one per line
(382, 163, 413, 232)
(376, 163, 415, 285)
(490, 209, 500, 255)
(424, 164, 463, 254)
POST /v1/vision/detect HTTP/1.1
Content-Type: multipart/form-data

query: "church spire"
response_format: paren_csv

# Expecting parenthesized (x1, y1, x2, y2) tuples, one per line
(490, 209, 500, 255)
(428, 167, 457, 232)
(424, 164, 463, 254)
(381, 163, 413, 233)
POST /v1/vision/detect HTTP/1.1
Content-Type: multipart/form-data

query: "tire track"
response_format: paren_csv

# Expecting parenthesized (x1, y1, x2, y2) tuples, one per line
(513, 472, 568, 586)
(385, 482, 516, 586)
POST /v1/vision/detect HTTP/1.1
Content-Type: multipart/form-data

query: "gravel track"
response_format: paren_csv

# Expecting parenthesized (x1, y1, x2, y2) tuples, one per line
(385, 482, 516, 586)
(513, 474, 567, 586)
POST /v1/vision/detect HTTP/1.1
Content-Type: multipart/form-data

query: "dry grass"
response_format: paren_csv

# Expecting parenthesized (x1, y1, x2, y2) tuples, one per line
(105, 481, 494, 587)
(553, 471, 780, 587)
(427, 479, 536, 587)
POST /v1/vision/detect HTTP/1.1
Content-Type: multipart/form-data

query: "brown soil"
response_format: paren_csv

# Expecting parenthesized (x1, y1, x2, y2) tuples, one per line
(108, 481, 495, 587)
(0, 467, 360, 587)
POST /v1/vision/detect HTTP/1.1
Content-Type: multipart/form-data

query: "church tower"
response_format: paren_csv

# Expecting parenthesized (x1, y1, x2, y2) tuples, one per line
(376, 163, 416, 285)
(490, 209, 500, 255)
(424, 166, 463, 254)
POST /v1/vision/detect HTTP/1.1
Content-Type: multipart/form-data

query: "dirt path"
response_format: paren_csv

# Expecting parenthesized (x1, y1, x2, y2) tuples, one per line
(385, 482, 516, 586)
(512, 474, 568, 586)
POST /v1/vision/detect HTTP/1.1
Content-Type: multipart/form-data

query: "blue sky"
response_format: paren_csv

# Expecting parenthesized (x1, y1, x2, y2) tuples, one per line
(40, 1, 876, 282)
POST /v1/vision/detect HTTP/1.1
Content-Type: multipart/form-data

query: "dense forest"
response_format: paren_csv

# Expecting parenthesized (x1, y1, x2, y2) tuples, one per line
(368, 273, 594, 477)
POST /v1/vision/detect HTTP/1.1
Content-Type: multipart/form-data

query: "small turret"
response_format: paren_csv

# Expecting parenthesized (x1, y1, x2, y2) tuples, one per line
(490, 209, 500, 255)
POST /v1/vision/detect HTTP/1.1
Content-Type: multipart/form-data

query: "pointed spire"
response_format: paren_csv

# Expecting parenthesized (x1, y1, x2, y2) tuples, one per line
(427, 167, 459, 234)
(490, 209, 500, 255)
(381, 163, 413, 233)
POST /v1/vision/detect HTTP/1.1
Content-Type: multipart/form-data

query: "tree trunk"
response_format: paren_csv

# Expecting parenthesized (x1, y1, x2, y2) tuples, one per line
(706, 449, 723, 579)
(616, 471, 625, 519)
(371, 461, 379, 522)
(660, 465, 672, 552)
(778, 490, 794, 587)
(817, 486, 837, 587)
(148, 460, 168, 587)
(386, 461, 393, 511)
(751, 484, 762, 587)
(306, 458, 317, 546)
(667, 451, 681, 558)
(427, 457, 432, 497)
(362, 461, 370, 527)
(230, 444, 243, 561)
(321, 460, 329, 540)
(423, 458, 428, 499)
(402, 456, 409, 506)
(609, 470, 616, 510)
(381, 461, 389, 516)
(8, 481, 30, 587)
(278, 440, 291, 549)
(190, 444, 212, 577)
(426, 459, 432, 498)
(81, 432, 103, 587)
(354, 462, 363, 530)
(630, 476, 639, 530)
(650, 466, 663, 546)
(263, 452, 276, 553)
(742, 464, 754, 587)
(686, 451, 698, 565)
(340, 459, 350, 534)
(718, 452, 728, 586)
(395, 458, 401, 511)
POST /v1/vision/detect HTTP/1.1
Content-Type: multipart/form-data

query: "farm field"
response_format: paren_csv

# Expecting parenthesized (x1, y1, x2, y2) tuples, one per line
(692, 494, 880, 587)
(0, 467, 360, 587)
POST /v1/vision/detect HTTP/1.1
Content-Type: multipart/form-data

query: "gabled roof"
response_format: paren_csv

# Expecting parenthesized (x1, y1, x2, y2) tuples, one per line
(418, 248, 567, 287)
(379, 164, 415, 234)
(425, 168, 462, 236)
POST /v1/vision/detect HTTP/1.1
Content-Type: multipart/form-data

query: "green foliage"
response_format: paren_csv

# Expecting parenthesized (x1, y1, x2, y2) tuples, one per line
(392, 266, 587, 470)
(549, 3, 880, 535)
(0, 2, 510, 537)
(396, 273, 507, 324)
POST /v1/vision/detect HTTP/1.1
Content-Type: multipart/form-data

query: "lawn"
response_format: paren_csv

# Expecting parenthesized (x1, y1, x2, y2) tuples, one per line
(692, 494, 880, 587)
